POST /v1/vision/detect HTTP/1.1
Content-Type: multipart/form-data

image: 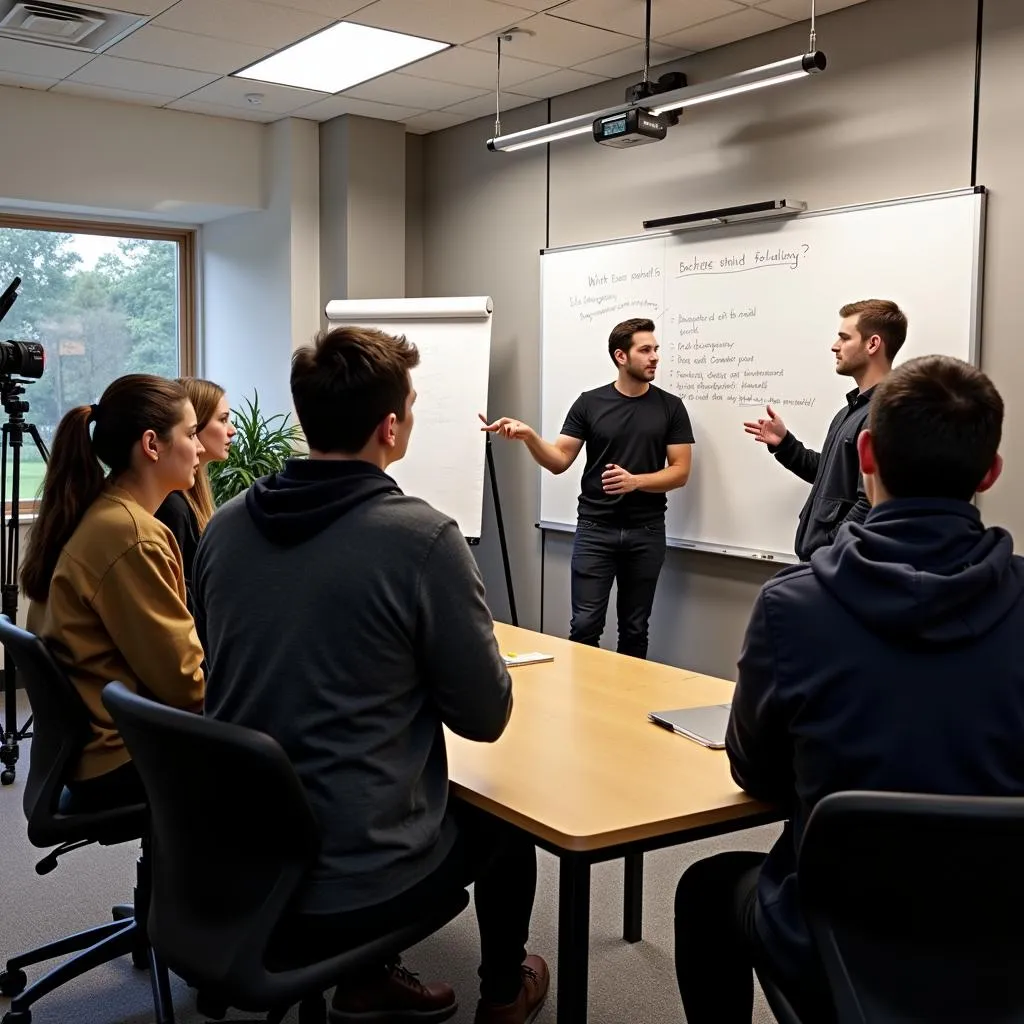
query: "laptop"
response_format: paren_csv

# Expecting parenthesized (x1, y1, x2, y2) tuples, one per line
(648, 703, 732, 749)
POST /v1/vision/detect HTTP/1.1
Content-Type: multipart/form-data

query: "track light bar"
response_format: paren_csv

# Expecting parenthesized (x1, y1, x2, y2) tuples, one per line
(649, 52, 826, 115)
(486, 51, 826, 154)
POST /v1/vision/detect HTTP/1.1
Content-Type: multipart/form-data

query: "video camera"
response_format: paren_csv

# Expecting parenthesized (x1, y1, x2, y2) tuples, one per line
(0, 277, 45, 380)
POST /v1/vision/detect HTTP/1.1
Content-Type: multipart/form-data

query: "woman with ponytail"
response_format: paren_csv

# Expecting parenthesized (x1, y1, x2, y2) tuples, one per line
(155, 378, 234, 602)
(22, 374, 206, 811)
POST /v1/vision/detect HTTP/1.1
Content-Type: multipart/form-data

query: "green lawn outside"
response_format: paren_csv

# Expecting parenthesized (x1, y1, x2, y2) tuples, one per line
(5, 459, 46, 502)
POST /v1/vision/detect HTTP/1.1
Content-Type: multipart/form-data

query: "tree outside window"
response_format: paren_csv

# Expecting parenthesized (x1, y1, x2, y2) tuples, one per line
(0, 223, 189, 504)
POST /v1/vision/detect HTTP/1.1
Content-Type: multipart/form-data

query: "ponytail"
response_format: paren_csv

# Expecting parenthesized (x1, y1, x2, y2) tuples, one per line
(21, 406, 106, 602)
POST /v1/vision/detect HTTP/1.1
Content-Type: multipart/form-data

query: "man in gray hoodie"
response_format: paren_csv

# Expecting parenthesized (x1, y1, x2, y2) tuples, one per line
(194, 326, 548, 1024)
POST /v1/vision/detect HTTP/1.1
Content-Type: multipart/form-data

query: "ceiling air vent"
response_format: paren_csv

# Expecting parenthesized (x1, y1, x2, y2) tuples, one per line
(0, 1, 147, 52)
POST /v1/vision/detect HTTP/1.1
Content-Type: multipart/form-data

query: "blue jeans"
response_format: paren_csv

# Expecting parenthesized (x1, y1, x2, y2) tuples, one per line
(569, 518, 667, 659)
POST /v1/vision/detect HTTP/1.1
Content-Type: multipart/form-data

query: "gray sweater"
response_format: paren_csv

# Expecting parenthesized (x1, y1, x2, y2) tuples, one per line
(193, 459, 512, 914)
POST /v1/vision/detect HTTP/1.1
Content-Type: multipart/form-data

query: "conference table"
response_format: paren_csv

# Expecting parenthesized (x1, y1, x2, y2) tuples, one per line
(446, 623, 782, 1023)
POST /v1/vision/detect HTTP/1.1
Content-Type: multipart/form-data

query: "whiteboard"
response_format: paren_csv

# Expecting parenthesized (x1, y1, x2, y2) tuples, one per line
(324, 296, 493, 540)
(540, 189, 986, 562)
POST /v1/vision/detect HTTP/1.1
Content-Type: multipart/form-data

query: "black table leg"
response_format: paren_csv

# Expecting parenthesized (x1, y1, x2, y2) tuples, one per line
(558, 854, 592, 1024)
(622, 852, 643, 943)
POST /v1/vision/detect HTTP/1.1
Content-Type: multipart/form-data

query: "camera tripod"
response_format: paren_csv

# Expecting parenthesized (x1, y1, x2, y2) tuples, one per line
(0, 379, 49, 785)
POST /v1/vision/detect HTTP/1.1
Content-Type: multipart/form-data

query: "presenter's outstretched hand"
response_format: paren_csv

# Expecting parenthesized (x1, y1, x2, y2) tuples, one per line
(602, 464, 637, 494)
(743, 405, 787, 446)
(479, 413, 534, 442)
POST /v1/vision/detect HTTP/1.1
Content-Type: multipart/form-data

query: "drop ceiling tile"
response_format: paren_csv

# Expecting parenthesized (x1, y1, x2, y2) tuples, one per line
(442, 89, 537, 118)
(403, 110, 468, 133)
(153, 0, 332, 50)
(573, 41, 691, 78)
(165, 97, 282, 121)
(258, 0, 376, 16)
(0, 37, 94, 78)
(755, 0, 867, 19)
(511, 66, 605, 98)
(465, 13, 634, 66)
(497, 0, 566, 9)
(348, 0, 530, 45)
(552, 0, 745, 39)
(345, 72, 485, 109)
(67, 56, 219, 96)
(289, 93, 425, 120)
(399, 46, 558, 90)
(53, 82, 180, 106)
(83, 0, 180, 13)
(658, 7, 791, 51)
(0, 71, 58, 90)
(108, 26, 272, 75)
(182, 75, 327, 112)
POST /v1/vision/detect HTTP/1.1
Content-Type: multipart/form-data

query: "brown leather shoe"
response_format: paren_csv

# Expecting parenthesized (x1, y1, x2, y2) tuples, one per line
(473, 955, 550, 1024)
(330, 961, 458, 1023)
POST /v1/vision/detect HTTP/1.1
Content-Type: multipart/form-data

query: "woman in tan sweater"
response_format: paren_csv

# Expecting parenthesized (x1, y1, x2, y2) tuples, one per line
(22, 374, 206, 812)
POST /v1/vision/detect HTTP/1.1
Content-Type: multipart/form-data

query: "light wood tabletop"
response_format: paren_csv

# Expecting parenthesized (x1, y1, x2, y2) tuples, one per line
(446, 623, 773, 852)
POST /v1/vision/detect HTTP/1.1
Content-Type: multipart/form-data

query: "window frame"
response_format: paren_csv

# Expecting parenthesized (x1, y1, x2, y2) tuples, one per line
(0, 213, 198, 514)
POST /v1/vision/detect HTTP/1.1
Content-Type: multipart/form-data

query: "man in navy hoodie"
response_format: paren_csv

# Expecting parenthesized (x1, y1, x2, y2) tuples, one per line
(675, 354, 1023, 1023)
(195, 326, 548, 1024)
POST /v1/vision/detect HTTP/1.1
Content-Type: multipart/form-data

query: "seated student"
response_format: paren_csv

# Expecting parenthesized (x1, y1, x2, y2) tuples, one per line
(194, 327, 547, 1024)
(674, 354, 1024, 1023)
(22, 375, 206, 813)
(155, 378, 235, 603)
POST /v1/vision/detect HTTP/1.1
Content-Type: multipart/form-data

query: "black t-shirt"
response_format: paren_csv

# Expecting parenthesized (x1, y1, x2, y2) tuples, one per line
(154, 490, 200, 610)
(560, 383, 694, 526)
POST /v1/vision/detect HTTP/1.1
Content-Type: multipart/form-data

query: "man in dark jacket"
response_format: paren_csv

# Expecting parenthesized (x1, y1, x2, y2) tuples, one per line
(194, 327, 548, 1024)
(743, 299, 908, 560)
(678, 354, 1022, 1023)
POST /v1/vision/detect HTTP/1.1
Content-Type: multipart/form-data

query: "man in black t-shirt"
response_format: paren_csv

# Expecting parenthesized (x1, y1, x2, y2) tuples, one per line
(482, 318, 694, 659)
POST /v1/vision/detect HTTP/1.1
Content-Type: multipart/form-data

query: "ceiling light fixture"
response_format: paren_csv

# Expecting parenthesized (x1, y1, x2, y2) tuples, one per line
(233, 21, 450, 95)
(487, 0, 826, 154)
(488, 51, 825, 153)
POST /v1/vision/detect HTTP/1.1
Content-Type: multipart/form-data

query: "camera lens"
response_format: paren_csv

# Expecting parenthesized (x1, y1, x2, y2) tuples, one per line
(0, 340, 45, 379)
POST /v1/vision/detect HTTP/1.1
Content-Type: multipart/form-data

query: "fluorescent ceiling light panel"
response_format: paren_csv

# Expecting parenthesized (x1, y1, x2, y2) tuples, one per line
(233, 22, 450, 95)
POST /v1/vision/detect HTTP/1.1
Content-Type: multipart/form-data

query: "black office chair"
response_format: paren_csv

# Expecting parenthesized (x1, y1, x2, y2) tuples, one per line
(101, 680, 470, 1024)
(0, 616, 172, 1024)
(755, 970, 807, 1024)
(798, 790, 1024, 1023)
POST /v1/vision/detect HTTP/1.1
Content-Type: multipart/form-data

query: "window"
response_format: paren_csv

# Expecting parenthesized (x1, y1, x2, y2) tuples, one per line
(0, 215, 195, 507)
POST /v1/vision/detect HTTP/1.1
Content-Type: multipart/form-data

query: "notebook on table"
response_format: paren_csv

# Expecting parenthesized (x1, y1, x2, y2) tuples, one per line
(502, 651, 554, 667)
(648, 703, 732, 749)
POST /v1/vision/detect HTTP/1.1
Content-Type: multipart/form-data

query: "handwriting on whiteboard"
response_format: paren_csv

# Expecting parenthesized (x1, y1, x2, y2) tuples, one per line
(676, 243, 811, 278)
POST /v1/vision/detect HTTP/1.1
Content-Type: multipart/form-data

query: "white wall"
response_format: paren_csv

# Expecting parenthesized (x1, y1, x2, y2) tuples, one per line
(0, 86, 264, 222)
(320, 115, 407, 304)
(202, 118, 320, 419)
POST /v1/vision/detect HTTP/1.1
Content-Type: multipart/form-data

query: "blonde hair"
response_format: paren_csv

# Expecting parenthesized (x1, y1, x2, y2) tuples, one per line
(177, 377, 225, 532)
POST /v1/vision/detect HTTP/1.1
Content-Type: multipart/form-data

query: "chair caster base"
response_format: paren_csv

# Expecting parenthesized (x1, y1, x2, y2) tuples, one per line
(0, 968, 27, 997)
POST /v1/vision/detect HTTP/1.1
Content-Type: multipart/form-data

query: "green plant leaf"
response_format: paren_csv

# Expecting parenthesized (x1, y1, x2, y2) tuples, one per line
(207, 390, 304, 506)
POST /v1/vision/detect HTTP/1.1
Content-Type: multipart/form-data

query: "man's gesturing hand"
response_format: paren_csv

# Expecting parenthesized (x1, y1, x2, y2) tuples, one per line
(479, 413, 532, 441)
(742, 405, 787, 446)
(602, 463, 637, 494)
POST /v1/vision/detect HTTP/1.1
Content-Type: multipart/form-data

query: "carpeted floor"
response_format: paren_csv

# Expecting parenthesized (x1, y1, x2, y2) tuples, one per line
(0, 691, 782, 1023)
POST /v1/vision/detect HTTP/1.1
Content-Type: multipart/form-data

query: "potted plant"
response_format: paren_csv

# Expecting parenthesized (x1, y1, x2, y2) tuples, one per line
(207, 391, 304, 506)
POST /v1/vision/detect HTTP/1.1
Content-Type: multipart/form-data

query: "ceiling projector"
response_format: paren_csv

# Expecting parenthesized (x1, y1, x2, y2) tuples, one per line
(591, 72, 685, 149)
(593, 108, 668, 148)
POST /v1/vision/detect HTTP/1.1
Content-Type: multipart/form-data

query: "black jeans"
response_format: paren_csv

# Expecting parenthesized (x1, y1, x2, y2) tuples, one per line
(272, 799, 537, 1005)
(674, 852, 834, 1024)
(570, 518, 667, 659)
